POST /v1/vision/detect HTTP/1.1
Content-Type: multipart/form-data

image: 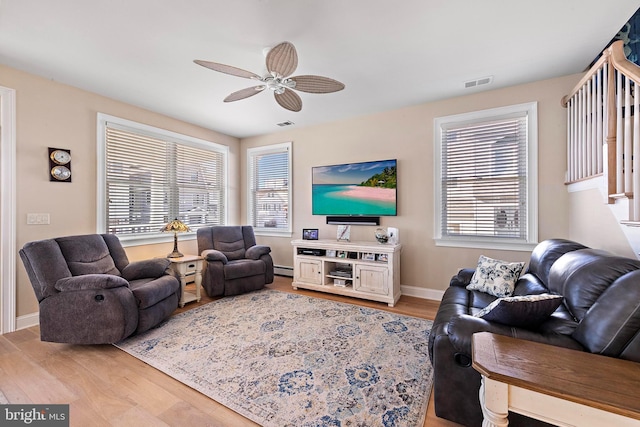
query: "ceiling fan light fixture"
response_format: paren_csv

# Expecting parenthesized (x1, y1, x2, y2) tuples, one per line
(263, 76, 296, 94)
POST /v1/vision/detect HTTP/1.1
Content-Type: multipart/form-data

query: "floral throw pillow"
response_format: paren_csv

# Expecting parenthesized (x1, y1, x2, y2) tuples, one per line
(474, 294, 564, 327)
(466, 255, 525, 297)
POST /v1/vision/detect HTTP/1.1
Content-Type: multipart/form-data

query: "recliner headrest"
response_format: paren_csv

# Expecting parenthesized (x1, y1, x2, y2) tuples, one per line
(548, 248, 640, 321)
(527, 239, 588, 285)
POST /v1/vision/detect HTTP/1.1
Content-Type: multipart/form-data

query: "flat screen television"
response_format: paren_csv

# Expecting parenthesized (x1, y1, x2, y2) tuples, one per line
(312, 159, 397, 216)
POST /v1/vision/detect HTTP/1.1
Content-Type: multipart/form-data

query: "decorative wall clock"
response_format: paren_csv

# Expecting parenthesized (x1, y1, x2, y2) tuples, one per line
(48, 147, 71, 182)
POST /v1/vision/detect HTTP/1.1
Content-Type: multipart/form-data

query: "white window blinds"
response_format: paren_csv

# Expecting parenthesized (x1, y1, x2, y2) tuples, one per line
(247, 142, 292, 235)
(104, 122, 226, 237)
(435, 102, 538, 248)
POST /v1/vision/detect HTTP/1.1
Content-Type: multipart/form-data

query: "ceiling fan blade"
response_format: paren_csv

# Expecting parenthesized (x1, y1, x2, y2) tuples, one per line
(290, 75, 345, 93)
(274, 88, 302, 112)
(223, 86, 266, 102)
(266, 41, 298, 78)
(194, 60, 261, 80)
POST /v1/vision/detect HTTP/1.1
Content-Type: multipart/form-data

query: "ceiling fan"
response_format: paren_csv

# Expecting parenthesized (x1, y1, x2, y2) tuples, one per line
(194, 41, 345, 112)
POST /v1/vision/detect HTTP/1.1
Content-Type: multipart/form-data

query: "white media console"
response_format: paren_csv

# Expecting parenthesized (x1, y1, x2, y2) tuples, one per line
(291, 239, 402, 307)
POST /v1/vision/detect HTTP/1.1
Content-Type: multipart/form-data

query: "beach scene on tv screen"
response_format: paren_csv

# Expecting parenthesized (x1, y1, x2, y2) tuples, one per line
(312, 159, 397, 215)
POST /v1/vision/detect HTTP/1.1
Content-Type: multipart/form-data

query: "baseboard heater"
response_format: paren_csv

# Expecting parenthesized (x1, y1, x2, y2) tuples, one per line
(274, 265, 294, 277)
(326, 215, 380, 226)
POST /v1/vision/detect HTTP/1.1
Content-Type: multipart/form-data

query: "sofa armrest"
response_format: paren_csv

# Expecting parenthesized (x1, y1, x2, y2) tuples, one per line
(202, 249, 228, 264)
(447, 314, 585, 356)
(450, 268, 475, 287)
(55, 274, 129, 292)
(122, 258, 171, 281)
(246, 245, 271, 260)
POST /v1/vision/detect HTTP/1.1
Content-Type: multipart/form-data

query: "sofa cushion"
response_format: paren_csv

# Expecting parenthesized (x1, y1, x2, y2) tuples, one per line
(55, 274, 129, 292)
(122, 258, 171, 281)
(56, 234, 121, 276)
(572, 269, 640, 361)
(211, 227, 247, 260)
(129, 275, 179, 309)
(466, 255, 525, 297)
(224, 259, 266, 280)
(512, 273, 550, 296)
(526, 238, 588, 285)
(548, 249, 640, 321)
(474, 294, 564, 328)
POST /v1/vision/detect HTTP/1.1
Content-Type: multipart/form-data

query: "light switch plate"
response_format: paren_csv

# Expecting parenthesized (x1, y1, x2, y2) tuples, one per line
(27, 213, 50, 225)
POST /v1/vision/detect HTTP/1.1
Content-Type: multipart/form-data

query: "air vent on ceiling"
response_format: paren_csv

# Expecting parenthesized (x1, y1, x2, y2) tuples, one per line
(464, 76, 494, 89)
(277, 121, 295, 127)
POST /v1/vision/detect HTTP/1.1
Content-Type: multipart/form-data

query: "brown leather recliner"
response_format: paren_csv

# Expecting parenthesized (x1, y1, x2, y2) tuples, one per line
(197, 225, 274, 297)
(19, 233, 180, 344)
(428, 239, 640, 427)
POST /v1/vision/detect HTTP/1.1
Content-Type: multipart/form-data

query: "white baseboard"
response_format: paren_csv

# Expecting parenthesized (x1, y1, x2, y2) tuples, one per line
(400, 285, 445, 301)
(274, 265, 294, 277)
(16, 312, 38, 331)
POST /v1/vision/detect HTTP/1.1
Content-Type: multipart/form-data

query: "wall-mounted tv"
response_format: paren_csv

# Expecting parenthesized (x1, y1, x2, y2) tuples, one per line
(312, 159, 397, 216)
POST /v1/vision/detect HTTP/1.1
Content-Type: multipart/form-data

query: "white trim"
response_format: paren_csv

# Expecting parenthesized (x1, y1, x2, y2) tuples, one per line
(16, 312, 39, 331)
(567, 175, 604, 193)
(434, 102, 539, 251)
(434, 238, 537, 252)
(274, 265, 294, 277)
(96, 113, 229, 245)
(400, 284, 445, 301)
(0, 86, 16, 334)
(247, 142, 293, 236)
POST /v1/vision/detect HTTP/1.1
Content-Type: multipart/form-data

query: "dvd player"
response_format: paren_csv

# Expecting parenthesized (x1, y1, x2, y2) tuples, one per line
(297, 248, 326, 256)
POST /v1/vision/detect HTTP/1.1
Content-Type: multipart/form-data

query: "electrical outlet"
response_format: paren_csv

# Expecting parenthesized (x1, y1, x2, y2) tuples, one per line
(27, 213, 50, 225)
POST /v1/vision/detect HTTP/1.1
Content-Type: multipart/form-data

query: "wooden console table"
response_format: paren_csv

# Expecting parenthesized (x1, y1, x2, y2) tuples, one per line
(472, 332, 640, 427)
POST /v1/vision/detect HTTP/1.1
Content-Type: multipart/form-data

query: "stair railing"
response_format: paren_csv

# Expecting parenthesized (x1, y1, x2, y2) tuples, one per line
(563, 40, 640, 221)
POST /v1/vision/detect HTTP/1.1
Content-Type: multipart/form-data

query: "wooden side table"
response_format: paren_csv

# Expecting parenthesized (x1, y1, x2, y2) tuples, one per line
(472, 332, 640, 427)
(167, 255, 203, 307)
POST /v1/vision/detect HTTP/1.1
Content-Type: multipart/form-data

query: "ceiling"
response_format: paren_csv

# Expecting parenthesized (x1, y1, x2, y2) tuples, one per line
(1, 1, 638, 139)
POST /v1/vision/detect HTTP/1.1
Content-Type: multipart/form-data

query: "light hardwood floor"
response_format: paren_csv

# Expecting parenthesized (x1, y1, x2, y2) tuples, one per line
(0, 276, 461, 427)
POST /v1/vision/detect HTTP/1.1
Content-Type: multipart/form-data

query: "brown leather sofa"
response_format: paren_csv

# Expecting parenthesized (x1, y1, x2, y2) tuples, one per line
(428, 239, 640, 426)
(20, 233, 180, 344)
(197, 225, 274, 297)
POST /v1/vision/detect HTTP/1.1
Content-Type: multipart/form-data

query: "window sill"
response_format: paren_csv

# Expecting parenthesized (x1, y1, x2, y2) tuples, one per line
(118, 232, 196, 247)
(434, 238, 537, 252)
(254, 229, 293, 238)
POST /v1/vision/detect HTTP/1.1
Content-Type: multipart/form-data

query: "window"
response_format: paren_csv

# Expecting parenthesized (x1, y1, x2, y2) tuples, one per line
(247, 142, 292, 236)
(434, 102, 538, 250)
(97, 113, 228, 245)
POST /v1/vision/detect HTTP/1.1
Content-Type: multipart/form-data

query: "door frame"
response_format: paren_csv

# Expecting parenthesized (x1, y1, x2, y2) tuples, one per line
(0, 86, 17, 334)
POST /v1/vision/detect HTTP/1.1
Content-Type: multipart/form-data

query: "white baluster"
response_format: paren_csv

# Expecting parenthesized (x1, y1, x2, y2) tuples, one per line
(625, 76, 632, 193)
(617, 71, 624, 193)
(634, 80, 639, 220)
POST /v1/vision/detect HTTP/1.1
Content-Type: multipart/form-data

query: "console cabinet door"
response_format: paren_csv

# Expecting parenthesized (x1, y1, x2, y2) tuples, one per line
(295, 258, 323, 285)
(354, 264, 388, 295)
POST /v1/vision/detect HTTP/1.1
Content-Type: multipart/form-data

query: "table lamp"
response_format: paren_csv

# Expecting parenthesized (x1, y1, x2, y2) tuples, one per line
(161, 218, 191, 258)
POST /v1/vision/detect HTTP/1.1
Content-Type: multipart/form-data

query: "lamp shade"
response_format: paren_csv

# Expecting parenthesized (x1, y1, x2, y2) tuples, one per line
(161, 218, 191, 258)
(160, 218, 191, 233)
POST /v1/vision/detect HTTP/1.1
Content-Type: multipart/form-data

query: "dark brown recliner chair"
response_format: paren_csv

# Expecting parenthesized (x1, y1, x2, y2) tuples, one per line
(19, 233, 180, 344)
(197, 225, 274, 297)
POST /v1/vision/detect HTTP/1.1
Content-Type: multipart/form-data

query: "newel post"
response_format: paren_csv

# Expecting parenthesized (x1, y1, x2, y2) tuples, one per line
(606, 54, 617, 204)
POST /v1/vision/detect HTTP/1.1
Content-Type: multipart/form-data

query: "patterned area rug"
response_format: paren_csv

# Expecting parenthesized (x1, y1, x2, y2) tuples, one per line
(116, 289, 434, 427)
